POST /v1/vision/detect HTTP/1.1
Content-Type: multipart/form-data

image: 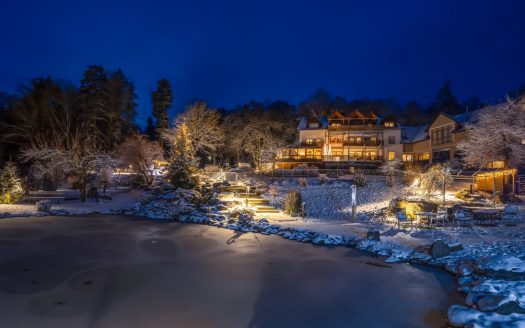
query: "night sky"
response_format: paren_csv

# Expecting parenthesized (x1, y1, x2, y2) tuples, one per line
(1, 0, 525, 125)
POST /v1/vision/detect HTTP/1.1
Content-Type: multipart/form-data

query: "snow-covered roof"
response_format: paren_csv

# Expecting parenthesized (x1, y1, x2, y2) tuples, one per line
(401, 125, 428, 143)
(297, 117, 328, 130)
(453, 109, 482, 125)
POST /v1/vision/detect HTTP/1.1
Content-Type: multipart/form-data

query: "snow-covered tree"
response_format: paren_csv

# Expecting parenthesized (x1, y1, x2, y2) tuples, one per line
(118, 134, 164, 185)
(243, 125, 283, 170)
(163, 102, 223, 163)
(164, 123, 196, 189)
(21, 130, 116, 201)
(0, 162, 24, 204)
(457, 98, 525, 169)
(418, 163, 453, 199)
(380, 159, 402, 187)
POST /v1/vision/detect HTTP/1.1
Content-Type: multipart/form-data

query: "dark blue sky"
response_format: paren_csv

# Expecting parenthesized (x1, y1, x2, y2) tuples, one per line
(1, 0, 525, 125)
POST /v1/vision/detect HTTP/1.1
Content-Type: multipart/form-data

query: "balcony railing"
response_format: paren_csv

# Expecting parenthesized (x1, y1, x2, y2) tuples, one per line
(300, 142, 324, 147)
(342, 140, 383, 147)
(276, 155, 383, 162)
(323, 155, 383, 161)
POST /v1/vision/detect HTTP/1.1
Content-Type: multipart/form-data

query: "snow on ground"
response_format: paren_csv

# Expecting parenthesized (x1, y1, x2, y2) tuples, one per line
(0, 188, 143, 217)
(268, 176, 401, 220)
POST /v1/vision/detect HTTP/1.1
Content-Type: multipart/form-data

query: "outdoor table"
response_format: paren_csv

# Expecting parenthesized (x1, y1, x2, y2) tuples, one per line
(415, 212, 437, 228)
(472, 209, 501, 225)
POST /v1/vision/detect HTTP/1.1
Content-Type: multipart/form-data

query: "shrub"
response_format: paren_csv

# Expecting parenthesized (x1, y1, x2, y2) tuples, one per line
(353, 172, 368, 187)
(298, 177, 308, 188)
(283, 191, 303, 217)
(36, 200, 51, 212)
(0, 162, 24, 204)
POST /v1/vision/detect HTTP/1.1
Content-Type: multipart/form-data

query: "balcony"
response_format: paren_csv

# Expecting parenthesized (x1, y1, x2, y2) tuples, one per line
(323, 155, 383, 162)
(276, 156, 323, 162)
(342, 140, 383, 147)
(300, 142, 324, 147)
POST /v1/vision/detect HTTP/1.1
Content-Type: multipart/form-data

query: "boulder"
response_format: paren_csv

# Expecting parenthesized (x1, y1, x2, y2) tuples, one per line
(477, 294, 525, 315)
(457, 259, 477, 277)
(428, 240, 463, 259)
(429, 240, 450, 258)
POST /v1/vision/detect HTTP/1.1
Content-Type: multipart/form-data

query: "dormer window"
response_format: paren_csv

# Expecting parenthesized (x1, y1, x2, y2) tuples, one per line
(384, 121, 395, 127)
(309, 123, 319, 128)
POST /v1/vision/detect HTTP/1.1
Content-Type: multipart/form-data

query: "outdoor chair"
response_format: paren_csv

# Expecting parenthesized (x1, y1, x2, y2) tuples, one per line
(501, 205, 520, 226)
(453, 210, 474, 228)
(395, 208, 412, 229)
(434, 210, 449, 229)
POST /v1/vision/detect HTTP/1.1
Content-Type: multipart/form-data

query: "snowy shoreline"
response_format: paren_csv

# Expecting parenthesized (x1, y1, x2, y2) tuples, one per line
(0, 186, 524, 327)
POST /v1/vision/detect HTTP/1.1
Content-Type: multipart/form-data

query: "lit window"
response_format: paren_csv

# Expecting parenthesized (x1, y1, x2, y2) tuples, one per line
(309, 123, 319, 128)
(418, 153, 430, 161)
(385, 122, 395, 127)
(402, 154, 413, 162)
(388, 152, 395, 161)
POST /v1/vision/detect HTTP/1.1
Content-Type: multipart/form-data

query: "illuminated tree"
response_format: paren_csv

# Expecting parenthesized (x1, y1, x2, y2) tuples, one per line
(0, 162, 24, 204)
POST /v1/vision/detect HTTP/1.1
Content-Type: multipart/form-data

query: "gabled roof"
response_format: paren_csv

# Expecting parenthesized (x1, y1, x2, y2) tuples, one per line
(329, 111, 345, 119)
(297, 116, 328, 130)
(401, 125, 428, 143)
(348, 110, 366, 119)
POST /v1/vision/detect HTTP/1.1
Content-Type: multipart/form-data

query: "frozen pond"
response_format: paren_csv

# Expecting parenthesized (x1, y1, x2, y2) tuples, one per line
(0, 215, 462, 327)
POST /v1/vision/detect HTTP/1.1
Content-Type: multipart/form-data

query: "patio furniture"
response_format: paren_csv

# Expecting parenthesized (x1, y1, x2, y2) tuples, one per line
(395, 208, 412, 229)
(453, 210, 474, 228)
(501, 205, 520, 226)
(415, 211, 436, 228)
(434, 210, 449, 228)
(23, 191, 65, 204)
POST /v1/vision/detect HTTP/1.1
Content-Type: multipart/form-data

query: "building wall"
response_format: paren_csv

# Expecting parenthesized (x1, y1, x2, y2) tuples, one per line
(298, 129, 326, 143)
(382, 128, 403, 160)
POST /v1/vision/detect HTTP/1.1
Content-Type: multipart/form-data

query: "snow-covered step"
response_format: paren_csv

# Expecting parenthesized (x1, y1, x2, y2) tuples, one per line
(235, 192, 259, 198)
(246, 198, 270, 206)
(254, 205, 279, 213)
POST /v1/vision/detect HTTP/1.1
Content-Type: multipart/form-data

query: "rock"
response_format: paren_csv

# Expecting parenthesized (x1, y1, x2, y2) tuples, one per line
(477, 294, 524, 315)
(428, 240, 463, 259)
(365, 229, 380, 241)
(457, 259, 477, 277)
(429, 240, 450, 258)
(478, 256, 525, 280)
(465, 291, 485, 306)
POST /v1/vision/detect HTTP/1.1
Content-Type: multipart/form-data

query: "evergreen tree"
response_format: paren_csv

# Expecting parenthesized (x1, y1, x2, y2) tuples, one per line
(145, 116, 156, 141)
(0, 162, 24, 204)
(151, 79, 173, 133)
(78, 66, 111, 143)
(166, 123, 196, 189)
(107, 69, 138, 149)
(430, 81, 460, 115)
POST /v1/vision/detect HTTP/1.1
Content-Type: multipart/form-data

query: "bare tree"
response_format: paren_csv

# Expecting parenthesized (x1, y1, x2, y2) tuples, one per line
(163, 102, 223, 161)
(243, 125, 284, 170)
(457, 98, 525, 169)
(21, 129, 115, 201)
(118, 134, 164, 185)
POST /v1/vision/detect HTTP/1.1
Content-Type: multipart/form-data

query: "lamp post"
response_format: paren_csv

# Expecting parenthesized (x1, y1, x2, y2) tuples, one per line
(351, 184, 357, 223)
(442, 167, 449, 206)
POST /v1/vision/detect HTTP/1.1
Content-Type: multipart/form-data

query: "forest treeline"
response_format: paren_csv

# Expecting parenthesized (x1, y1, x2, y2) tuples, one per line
(1, 65, 522, 169)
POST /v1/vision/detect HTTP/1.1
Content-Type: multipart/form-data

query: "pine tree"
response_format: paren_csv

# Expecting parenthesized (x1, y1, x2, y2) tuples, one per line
(166, 123, 196, 189)
(151, 79, 173, 133)
(145, 116, 156, 141)
(0, 162, 24, 204)
(108, 69, 138, 147)
(430, 81, 460, 115)
(78, 66, 111, 144)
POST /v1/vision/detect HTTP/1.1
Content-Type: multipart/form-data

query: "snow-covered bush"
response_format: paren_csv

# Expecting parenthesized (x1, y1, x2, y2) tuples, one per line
(283, 191, 303, 217)
(419, 163, 453, 196)
(0, 162, 24, 204)
(353, 172, 368, 187)
(298, 177, 308, 188)
(318, 174, 328, 184)
(380, 160, 402, 187)
(36, 200, 51, 212)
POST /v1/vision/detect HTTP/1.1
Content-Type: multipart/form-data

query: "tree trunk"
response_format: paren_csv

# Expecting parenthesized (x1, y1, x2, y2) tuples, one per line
(79, 175, 87, 202)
